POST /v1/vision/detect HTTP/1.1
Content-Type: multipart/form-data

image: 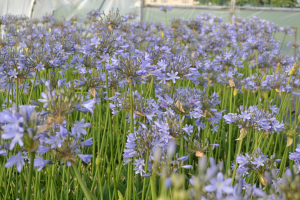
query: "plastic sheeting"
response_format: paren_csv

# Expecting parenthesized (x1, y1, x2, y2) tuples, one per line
(31, 0, 72, 18)
(0, 0, 141, 21)
(0, 0, 34, 17)
(0, 0, 298, 54)
(143, 7, 300, 54)
(53, 0, 141, 20)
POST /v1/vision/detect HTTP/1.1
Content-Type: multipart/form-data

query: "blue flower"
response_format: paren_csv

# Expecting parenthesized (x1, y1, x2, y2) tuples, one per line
(36, 62, 45, 71)
(133, 158, 145, 176)
(8, 69, 18, 79)
(251, 157, 265, 168)
(167, 70, 180, 83)
(0, 149, 7, 157)
(80, 138, 93, 147)
(34, 157, 52, 171)
(78, 154, 93, 164)
(204, 172, 233, 199)
(2, 131, 24, 150)
(5, 152, 25, 172)
(81, 99, 96, 115)
(71, 119, 92, 138)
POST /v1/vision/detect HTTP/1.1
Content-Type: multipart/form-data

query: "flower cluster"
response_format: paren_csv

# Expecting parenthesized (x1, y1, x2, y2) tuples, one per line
(223, 105, 284, 139)
(235, 148, 281, 184)
(36, 80, 95, 124)
(37, 120, 93, 168)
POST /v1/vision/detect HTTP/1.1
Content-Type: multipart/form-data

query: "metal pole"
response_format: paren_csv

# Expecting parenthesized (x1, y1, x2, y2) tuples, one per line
(30, 0, 36, 19)
(140, 0, 144, 23)
(294, 27, 297, 63)
(98, 0, 106, 12)
(21, 0, 26, 16)
(230, 0, 236, 24)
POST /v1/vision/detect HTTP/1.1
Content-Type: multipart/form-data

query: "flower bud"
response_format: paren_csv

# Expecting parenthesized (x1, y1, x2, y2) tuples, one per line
(263, 92, 268, 99)
(262, 74, 267, 81)
(117, 190, 124, 200)
(107, 166, 111, 175)
(218, 88, 222, 96)
(171, 173, 185, 189)
(290, 66, 296, 75)
(61, 87, 65, 93)
(233, 88, 239, 96)
(291, 182, 297, 190)
(241, 85, 247, 93)
(64, 96, 69, 104)
(96, 156, 101, 165)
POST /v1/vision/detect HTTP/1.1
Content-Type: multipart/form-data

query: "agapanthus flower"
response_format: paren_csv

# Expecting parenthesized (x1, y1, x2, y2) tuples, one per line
(223, 105, 284, 139)
(109, 90, 159, 122)
(204, 172, 234, 198)
(37, 81, 95, 124)
(42, 123, 93, 166)
(159, 6, 172, 12)
(289, 144, 300, 173)
(0, 105, 45, 154)
(235, 148, 280, 184)
(158, 87, 224, 133)
(5, 152, 25, 172)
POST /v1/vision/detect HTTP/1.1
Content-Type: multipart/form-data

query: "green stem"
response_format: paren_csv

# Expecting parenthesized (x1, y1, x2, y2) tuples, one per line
(97, 164, 103, 200)
(255, 49, 259, 76)
(150, 172, 157, 200)
(232, 135, 244, 183)
(226, 88, 233, 170)
(16, 78, 19, 108)
(130, 79, 134, 133)
(279, 33, 286, 51)
(28, 69, 38, 104)
(25, 152, 35, 200)
(71, 162, 96, 200)
(165, 12, 168, 26)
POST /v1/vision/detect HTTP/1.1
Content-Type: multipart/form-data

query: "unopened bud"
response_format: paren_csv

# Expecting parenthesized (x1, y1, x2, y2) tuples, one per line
(290, 66, 296, 75)
(96, 156, 101, 165)
(171, 174, 185, 189)
(64, 96, 69, 104)
(106, 166, 111, 175)
(233, 88, 239, 96)
(291, 182, 297, 190)
(262, 74, 267, 81)
(260, 175, 267, 186)
(218, 88, 222, 96)
(241, 85, 247, 93)
(263, 92, 268, 99)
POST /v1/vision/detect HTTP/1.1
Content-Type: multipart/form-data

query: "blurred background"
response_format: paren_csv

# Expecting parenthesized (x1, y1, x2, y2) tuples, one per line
(0, 0, 299, 53)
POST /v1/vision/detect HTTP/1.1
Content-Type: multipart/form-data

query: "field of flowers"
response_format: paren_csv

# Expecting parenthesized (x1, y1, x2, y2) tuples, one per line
(0, 7, 300, 200)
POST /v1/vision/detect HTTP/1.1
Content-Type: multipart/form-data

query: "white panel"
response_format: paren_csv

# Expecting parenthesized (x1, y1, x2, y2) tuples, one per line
(0, 0, 34, 17)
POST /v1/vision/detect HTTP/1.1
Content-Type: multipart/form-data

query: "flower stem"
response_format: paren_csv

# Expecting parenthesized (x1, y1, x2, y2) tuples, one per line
(25, 152, 35, 200)
(28, 69, 38, 104)
(255, 49, 259, 76)
(165, 12, 168, 26)
(71, 162, 96, 200)
(130, 79, 134, 133)
(226, 87, 234, 171)
(16, 78, 19, 108)
(150, 171, 157, 200)
(279, 33, 286, 51)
